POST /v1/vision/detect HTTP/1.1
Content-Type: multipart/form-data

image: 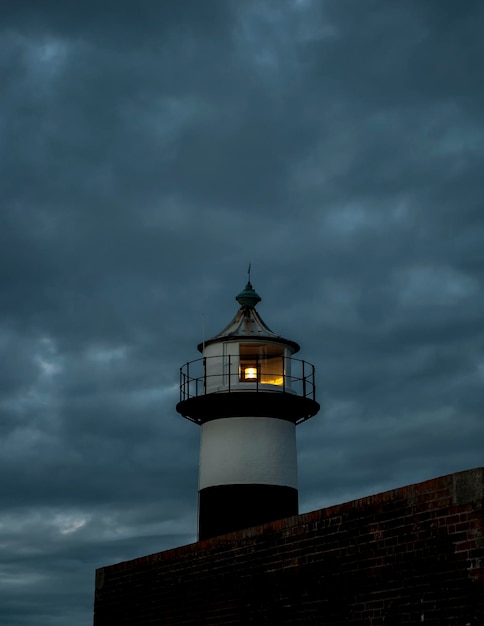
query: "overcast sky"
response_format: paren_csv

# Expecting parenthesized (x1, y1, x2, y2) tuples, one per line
(1, 1, 484, 624)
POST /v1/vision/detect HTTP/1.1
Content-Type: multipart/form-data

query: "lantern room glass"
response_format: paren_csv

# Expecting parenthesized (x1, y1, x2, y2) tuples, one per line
(239, 343, 285, 386)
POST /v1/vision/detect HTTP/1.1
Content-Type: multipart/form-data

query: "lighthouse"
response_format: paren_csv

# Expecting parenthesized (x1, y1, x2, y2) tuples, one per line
(176, 279, 320, 540)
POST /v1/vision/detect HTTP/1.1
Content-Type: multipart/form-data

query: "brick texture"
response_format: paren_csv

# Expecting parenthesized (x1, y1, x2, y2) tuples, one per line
(93, 468, 484, 625)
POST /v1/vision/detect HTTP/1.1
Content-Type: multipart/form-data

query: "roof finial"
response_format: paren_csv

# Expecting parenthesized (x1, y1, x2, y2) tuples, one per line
(236, 265, 261, 308)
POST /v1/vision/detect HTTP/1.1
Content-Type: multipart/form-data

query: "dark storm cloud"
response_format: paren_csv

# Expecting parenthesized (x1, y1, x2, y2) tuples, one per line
(1, 1, 484, 624)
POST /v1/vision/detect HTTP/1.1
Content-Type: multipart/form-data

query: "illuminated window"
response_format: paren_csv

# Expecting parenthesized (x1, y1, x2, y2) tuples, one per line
(239, 343, 285, 385)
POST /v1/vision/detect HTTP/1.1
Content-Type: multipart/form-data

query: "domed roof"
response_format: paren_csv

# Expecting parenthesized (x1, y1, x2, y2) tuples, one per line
(235, 281, 262, 308)
(197, 281, 300, 353)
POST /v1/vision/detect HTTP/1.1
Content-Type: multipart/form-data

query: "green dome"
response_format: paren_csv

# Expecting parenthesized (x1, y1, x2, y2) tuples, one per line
(236, 281, 261, 308)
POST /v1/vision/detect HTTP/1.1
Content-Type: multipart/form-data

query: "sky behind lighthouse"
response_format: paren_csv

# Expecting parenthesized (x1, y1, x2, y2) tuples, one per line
(1, 1, 484, 624)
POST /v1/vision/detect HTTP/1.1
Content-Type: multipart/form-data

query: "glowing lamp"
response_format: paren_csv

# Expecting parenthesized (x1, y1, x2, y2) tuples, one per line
(244, 366, 258, 380)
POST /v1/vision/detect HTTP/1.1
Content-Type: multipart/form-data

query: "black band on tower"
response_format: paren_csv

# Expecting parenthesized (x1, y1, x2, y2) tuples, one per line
(198, 484, 298, 540)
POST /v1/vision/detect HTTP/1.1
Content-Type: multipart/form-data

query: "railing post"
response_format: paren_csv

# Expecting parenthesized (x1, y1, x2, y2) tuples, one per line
(282, 355, 285, 393)
(312, 363, 316, 400)
(256, 354, 259, 392)
(203, 357, 207, 395)
(228, 355, 231, 392)
(302, 360, 306, 397)
(187, 361, 190, 399)
(179, 367, 183, 401)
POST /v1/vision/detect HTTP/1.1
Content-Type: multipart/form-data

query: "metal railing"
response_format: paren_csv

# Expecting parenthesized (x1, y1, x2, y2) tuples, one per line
(179, 355, 316, 402)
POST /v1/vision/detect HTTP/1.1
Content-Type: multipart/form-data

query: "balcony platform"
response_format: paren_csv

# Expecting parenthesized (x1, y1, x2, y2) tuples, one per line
(176, 390, 320, 424)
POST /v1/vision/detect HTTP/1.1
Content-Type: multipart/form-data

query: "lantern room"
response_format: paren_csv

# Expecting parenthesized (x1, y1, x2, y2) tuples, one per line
(176, 281, 319, 424)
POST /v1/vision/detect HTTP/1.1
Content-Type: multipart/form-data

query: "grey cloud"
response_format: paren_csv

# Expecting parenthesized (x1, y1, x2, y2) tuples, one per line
(1, 1, 483, 624)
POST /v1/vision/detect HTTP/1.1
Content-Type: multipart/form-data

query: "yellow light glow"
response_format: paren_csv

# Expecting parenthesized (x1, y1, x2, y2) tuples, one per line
(262, 376, 284, 386)
(244, 367, 258, 379)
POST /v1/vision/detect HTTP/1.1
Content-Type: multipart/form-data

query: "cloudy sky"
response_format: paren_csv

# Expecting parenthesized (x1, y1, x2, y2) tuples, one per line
(1, 0, 484, 623)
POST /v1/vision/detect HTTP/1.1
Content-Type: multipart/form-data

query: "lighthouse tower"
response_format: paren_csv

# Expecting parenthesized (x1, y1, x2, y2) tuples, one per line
(176, 280, 320, 540)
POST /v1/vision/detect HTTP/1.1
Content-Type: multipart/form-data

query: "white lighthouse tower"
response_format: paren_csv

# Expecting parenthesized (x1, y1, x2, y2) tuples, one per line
(176, 279, 320, 540)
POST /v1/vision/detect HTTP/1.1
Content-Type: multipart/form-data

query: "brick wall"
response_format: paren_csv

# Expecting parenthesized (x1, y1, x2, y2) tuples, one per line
(94, 468, 484, 625)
